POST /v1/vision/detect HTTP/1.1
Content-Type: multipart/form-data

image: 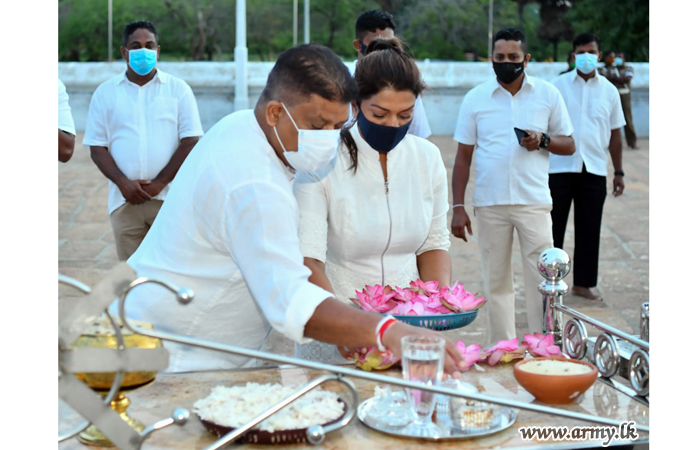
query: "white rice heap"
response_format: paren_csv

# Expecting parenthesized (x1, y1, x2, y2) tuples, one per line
(520, 359, 592, 375)
(193, 383, 344, 433)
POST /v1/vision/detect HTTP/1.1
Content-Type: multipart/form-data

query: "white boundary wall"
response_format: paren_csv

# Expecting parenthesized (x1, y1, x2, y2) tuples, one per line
(59, 61, 649, 137)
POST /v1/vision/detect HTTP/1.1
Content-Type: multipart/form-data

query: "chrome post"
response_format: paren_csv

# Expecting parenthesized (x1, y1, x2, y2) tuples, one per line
(538, 248, 571, 347)
(640, 302, 649, 342)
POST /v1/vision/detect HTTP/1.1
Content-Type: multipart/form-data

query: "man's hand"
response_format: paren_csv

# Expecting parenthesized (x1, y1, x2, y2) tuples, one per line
(613, 175, 625, 197)
(521, 131, 542, 151)
(118, 179, 152, 205)
(382, 321, 468, 379)
(140, 179, 167, 198)
(451, 207, 473, 242)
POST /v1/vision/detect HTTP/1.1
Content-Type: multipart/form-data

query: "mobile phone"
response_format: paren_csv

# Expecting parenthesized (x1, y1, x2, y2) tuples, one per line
(514, 127, 530, 144)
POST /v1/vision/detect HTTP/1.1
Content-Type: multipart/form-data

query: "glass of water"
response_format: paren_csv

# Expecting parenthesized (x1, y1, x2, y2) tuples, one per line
(401, 335, 445, 437)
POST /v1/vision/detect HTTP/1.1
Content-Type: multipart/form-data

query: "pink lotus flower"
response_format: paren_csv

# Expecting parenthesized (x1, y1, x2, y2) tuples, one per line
(416, 293, 453, 314)
(351, 285, 397, 313)
(523, 333, 562, 358)
(483, 338, 527, 366)
(456, 341, 489, 369)
(393, 286, 418, 303)
(439, 281, 487, 313)
(410, 279, 439, 296)
(354, 347, 400, 371)
(390, 300, 426, 316)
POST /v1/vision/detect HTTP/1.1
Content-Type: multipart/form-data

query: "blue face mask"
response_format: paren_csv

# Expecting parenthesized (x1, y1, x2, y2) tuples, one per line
(360, 41, 368, 55)
(575, 53, 599, 75)
(614, 57, 623, 66)
(357, 109, 412, 153)
(128, 48, 158, 76)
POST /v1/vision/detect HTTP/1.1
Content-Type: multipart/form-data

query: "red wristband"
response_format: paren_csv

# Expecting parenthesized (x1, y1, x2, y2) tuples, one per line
(376, 316, 398, 352)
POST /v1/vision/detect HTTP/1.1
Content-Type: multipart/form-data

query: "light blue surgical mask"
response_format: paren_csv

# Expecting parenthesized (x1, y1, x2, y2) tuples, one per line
(614, 57, 623, 66)
(128, 48, 158, 76)
(575, 53, 599, 75)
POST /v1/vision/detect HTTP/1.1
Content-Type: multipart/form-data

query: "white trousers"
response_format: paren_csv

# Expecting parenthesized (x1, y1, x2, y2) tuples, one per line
(474, 204, 553, 344)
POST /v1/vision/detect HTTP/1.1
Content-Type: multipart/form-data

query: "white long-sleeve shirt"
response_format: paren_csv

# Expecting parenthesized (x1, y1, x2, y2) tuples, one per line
(293, 124, 450, 304)
(124, 110, 333, 372)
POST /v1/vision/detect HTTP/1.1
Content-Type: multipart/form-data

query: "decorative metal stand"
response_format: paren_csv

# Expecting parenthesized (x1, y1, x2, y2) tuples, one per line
(60, 263, 649, 449)
(539, 249, 650, 404)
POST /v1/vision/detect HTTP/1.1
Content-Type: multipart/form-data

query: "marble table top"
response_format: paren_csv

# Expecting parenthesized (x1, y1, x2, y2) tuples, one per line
(59, 361, 649, 450)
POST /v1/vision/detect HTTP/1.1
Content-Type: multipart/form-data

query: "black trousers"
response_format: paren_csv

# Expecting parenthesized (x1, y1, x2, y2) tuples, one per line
(549, 166, 607, 288)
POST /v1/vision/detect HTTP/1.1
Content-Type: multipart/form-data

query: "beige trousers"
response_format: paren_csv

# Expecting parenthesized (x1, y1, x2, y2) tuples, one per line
(474, 204, 553, 344)
(109, 200, 164, 261)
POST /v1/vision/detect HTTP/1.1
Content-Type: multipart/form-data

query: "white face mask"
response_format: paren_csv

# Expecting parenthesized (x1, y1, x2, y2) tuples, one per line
(273, 102, 340, 173)
(575, 53, 599, 75)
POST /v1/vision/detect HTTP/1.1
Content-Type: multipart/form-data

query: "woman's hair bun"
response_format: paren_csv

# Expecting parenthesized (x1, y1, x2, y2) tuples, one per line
(365, 36, 404, 55)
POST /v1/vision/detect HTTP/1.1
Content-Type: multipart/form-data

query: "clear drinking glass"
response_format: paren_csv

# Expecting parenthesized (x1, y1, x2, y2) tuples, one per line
(401, 335, 445, 437)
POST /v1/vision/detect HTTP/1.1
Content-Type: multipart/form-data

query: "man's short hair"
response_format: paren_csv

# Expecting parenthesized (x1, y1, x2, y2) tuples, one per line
(355, 10, 396, 41)
(259, 44, 357, 107)
(572, 33, 600, 51)
(122, 20, 158, 47)
(603, 50, 616, 59)
(492, 28, 527, 53)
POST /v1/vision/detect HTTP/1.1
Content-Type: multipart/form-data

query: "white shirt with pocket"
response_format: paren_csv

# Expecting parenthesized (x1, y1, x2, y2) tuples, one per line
(549, 70, 626, 176)
(83, 70, 204, 214)
(293, 123, 450, 305)
(123, 110, 334, 372)
(453, 75, 574, 207)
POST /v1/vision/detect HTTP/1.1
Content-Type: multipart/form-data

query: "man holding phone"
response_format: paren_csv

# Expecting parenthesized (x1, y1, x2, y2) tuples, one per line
(451, 28, 575, 343)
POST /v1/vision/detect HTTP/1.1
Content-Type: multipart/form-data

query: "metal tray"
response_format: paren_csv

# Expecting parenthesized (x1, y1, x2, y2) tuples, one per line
(358, 394, 516, 441)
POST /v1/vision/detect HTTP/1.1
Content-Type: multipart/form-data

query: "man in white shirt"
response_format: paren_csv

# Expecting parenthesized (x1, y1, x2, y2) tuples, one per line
(550, 33, 626, 301)
(348, 10, 431, 138)
(58, 78, 75, 163)
(83, 20, 203, 261)
(125, 44, 467, 375)
(451, 29, 575, 343)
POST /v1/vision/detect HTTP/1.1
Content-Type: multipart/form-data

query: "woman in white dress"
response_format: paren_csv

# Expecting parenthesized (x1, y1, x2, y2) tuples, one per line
(293, 38, 452, 363)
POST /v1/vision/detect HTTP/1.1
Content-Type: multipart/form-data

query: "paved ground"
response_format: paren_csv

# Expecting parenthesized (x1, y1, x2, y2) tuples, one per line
(59, 136, 649, 355)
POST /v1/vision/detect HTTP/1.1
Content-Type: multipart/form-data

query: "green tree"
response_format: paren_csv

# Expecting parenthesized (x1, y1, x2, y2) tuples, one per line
(567, 0, 649, 61)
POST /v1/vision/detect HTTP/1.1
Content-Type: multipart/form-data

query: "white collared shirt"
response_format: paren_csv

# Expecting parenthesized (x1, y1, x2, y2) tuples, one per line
(346, 60, 432, 138)
(58, 79, 75, 135)
(83, 70, 204, 214)
(549, 70, 626, 176)
(453, 74, 574, 207)
(124, 110, 334, 372)
(294, 124, 450, 304)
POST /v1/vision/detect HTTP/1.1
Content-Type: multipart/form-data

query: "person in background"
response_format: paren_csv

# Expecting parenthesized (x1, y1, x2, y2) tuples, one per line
(600, 50, 637, 149)
(550, 33, 626, 302)
(451, 28, 575, 344)
(58, 78, 76, 162)
(83, 20, 203, 261)
(560, 52, 576, 75)
(350, 10, 431, 138)
(123, 43, 467, 376)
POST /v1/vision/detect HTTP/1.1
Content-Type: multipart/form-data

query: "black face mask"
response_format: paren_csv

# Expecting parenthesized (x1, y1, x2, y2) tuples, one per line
(357, 109, 412, 153)
(493, 61, 525, 85)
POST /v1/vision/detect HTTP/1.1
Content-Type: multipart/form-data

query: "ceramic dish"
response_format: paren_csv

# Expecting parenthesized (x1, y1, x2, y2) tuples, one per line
(513, 357, 599, 404)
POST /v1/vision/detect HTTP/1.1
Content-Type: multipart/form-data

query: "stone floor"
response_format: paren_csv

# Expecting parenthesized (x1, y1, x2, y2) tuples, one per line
(59, 136, 649, 355)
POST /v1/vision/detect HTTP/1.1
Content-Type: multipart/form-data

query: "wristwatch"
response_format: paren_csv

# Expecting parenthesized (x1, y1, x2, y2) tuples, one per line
(614, 170, 625, 177)
(539, 133, 550, 149)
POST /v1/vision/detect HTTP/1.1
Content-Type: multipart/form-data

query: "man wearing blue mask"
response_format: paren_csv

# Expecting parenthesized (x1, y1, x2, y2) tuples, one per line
(549, 33, 626, 302)
(349, 10, 431, 138)
(83, 20, 203, 261)
(123, 44, 467, 375)
(451, 28, 575, 344)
